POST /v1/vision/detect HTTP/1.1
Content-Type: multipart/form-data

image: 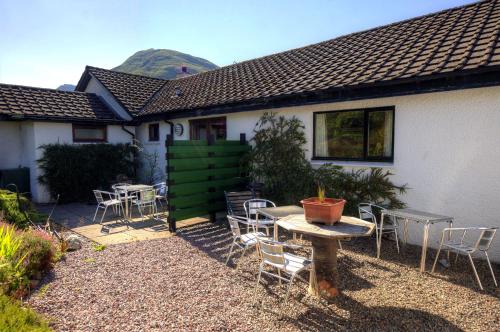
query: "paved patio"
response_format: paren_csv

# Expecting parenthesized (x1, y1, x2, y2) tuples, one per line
(36, 203, 210, 245)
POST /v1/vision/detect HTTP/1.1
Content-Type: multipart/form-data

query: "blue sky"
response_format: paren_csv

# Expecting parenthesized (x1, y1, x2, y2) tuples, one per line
(0, 0, 475, 88)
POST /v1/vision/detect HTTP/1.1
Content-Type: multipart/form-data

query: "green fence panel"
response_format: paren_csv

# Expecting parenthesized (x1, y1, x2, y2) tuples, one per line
(166, 135, 250, 231)
(169, 156, 241, 171)
(169, 167, 241, 185)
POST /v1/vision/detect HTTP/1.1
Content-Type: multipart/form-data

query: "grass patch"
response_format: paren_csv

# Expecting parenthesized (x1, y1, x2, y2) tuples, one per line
(36, 285, 49, 298)
(0, 294, 51, 331)
(92, 243, 106, 252)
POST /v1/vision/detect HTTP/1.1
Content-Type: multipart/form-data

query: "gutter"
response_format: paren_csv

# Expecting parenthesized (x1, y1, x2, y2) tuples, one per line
(164, 120, 174, 137)
(120, 124, 138, 179)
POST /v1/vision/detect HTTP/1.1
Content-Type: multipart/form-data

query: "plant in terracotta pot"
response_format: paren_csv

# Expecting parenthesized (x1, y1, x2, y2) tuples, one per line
(300, 186, 346, 225)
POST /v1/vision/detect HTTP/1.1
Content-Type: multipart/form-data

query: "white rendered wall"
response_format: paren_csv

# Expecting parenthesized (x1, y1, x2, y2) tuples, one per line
(135, 121, 171, 183)
(2, 121, 135, 203)
(157, 86, 500, 262)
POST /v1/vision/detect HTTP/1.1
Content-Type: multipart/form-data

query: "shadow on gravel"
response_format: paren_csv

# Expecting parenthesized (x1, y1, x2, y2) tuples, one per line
(288, 294, 464, 332)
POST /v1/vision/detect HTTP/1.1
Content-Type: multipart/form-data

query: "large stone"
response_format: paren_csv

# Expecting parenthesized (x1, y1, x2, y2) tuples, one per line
(65, 234, 83, 251)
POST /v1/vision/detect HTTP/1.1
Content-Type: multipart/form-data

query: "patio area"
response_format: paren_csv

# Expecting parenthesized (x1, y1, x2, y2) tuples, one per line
(28, 221, 499, 331)
(35, 203, 209, 245)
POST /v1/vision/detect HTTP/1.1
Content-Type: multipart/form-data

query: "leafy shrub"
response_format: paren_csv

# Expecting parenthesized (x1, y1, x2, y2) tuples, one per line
(0, 190, 43, 229)
(0, 294, 51, 332)
(17, 230, 57, 280)
(0, 223, 59, 298)
(37, 143, 137, 203)
(246, 113, 314, 205)
(247, 113, 408, 213)
(313, 165, 407, 215)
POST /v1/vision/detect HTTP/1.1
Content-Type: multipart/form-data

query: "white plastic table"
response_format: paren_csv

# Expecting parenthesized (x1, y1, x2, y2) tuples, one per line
(114, 184, 153, 221)
(379, 208, 453, 272)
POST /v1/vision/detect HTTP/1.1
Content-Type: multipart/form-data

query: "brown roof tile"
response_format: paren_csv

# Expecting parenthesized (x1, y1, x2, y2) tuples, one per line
(76, 66, 167, 114)
(140, 0, 500, 116)
(0, 83, 119, 122)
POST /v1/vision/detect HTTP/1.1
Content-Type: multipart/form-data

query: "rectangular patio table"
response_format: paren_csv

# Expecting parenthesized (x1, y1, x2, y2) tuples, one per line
(114, 184, 153, 221)
(379, 208, 453, 272)
(254, 205, 304, 240)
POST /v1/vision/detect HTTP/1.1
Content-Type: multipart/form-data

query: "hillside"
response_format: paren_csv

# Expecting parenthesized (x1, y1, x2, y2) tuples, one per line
(112, 49, 218, 79)
(57, 84, 75, 91)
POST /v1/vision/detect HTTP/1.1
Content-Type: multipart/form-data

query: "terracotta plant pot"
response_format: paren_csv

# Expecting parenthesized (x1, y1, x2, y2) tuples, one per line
(300, 197, 346, 225)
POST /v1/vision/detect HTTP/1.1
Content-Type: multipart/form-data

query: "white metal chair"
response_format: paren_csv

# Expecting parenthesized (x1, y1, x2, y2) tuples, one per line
(226, 215, 266, 266)
(254, 237, 313, 304)
(152, 182, 167, 209)
(92, 190, 123, 224)
(432, 227, 498, 290)
(359, 203, 400, 254)
(244, 199, 276, 236)
(131, 188, 158, 221)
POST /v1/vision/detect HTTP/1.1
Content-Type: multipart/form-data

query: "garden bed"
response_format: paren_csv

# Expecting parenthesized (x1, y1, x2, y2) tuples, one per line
(28, 222, 499, 331)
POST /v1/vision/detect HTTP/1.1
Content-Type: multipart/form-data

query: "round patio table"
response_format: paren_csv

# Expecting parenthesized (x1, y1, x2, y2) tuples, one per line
(276, 214, 375, 300)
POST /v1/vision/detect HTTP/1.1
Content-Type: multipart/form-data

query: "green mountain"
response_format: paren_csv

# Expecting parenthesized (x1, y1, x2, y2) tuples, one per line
(112, 49, 219, 79)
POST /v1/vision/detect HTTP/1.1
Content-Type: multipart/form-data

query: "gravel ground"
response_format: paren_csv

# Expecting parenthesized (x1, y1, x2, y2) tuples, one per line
(28, 222, 499, 331)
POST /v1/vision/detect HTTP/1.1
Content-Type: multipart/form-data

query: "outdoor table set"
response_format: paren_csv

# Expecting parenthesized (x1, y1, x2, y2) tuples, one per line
(246, 203, 461, 300)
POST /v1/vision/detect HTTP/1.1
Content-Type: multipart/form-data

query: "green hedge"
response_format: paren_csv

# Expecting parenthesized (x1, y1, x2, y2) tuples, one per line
(37, 144, 136, 203)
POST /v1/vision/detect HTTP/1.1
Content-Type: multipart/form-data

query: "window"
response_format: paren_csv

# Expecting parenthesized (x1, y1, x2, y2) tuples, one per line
(72, 124, 107, 142)
(190, 117, 226, 140)
(148, 123, 160, 141)
(313, 107, 394, 162)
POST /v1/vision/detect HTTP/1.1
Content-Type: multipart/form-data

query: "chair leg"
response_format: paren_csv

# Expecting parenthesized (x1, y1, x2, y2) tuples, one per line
(467, 254, 483, 290)
(225, 241, 235, 265)
(277, 269, 282, 285)
(431, 243, 443, 273)
(484, 251, 498, 287)
(100, 206, 108, 225)
(237, 246, 248, 269)
(92, 206, 100, 223)
(394, 229, 400, 254)
(253, 267, 263, 305)
(284, 274, 296, 304)
(338, 240, 342, 250)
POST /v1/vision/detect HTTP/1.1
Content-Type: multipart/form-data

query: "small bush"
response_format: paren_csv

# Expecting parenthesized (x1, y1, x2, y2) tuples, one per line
(37, 143, 137, 203)
(0, 190, 43, 229)
(17, 230, 57, 280)
(0, 294, 51, 332)
(313, 165, 407, 215)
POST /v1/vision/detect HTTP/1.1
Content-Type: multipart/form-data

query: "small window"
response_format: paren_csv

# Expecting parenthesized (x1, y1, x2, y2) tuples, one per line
(313, 107, 394, 162)
(148, 123, 160, 141)
(72, 124, 107, 143)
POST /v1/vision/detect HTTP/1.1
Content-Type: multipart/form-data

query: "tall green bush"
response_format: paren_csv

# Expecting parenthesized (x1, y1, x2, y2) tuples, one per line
(246, 113, 314, 205)
(37, 143, 137, 202)
(247, 113, 408, 213)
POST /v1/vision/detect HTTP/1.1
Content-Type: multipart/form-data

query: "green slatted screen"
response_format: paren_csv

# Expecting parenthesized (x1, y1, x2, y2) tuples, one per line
(166, 134, 250, 232)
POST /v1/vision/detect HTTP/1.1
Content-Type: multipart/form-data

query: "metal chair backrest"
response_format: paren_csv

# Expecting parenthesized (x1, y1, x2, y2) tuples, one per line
(227, 216, 242, 238)
(358, 203, 376, 223)
(258, 239, 285, 267)
(475, 228, 497, 251)
(225, 191, 255, 216)
(153, 182, 167, 196)
(93, 190, 104, 204)
(244, 199, 276, 218)
(139, 189, 156, 204)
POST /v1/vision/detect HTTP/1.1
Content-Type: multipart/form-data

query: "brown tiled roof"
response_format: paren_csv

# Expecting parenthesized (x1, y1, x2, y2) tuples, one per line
(0, 83, 119, 122)
(76, 66, 167, 114)
(141, 0, 500, 116)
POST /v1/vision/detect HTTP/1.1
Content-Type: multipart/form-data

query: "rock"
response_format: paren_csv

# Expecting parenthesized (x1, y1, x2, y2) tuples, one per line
(65, 234, 83, 251)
